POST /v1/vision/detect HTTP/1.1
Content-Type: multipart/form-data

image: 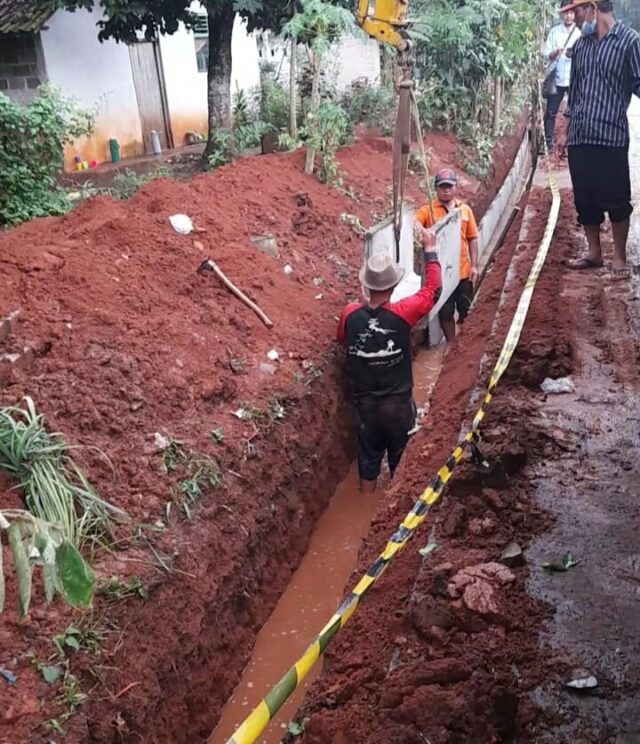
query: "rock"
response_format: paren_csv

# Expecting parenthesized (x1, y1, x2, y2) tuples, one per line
(448, 562, 516, 619)
(259, 362, 276, 375)
(482, 489, 505, 511)
(499, 541, 525, 567)
(443, 503, 467, 537)
(250, 234, 279, 259)
(409, 596, 458, 639)
(429, 571, 450, 598)
(468, 515, 497, 536)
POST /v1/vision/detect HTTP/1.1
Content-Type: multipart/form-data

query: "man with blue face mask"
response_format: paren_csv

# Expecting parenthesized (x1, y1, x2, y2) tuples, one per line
(558, 0, 640, 280)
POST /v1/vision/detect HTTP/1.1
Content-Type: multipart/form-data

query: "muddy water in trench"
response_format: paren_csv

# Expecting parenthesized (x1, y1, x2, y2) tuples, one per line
(209, 345, 444, 744)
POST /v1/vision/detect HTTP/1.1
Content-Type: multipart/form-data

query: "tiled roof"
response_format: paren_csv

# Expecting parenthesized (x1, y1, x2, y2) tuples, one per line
(0, 0, 53, 34)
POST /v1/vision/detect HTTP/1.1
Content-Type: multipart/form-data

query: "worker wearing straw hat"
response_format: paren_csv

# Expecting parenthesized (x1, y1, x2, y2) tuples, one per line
(337, 233, 441, 493)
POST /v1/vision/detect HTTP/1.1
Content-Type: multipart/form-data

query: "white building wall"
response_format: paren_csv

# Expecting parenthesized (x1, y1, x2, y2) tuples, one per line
(333, 36, 381, 90)
(38, 4, 381, 167)
(159, 14, 261, 146)
(39, 8, 144, 168)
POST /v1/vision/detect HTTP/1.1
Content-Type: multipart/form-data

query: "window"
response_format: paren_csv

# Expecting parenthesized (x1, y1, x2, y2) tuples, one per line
(194, 14, 208, 73)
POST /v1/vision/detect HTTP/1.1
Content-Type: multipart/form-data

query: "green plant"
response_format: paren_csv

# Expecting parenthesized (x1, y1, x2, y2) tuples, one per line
(232, 84, 253, 128)
(233, 120, 271, 152)
(57, 665, 87, 719)
(206, 130, 234, 170)
(98, 576, 148, 601)
(409, 0, 545, 139)
(159, 440, 220, 519)
(301, 101, 350, 186)
(0, 397, 124, 547)
(254, 71, 290, 133)
(110, 168, 147, 199)
(457, 120, 494, 180)
(345, 83, 396, 134)
(53, 621, 105, 657)
(0, 85, 94, 226)
(282, 0, 359, 176)
(277, 133, 300, 151)
(0, 509, 96, 617)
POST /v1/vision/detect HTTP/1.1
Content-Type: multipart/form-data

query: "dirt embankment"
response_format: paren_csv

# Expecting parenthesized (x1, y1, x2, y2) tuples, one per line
(296, 189, 579, 743)
(0, 118, 527, 743)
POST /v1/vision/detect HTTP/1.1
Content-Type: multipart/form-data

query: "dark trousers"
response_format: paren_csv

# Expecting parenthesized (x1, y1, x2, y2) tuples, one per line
(544, 86, 568, 149)
(568, 145, 633, 226)
(355, 396, 416, 481)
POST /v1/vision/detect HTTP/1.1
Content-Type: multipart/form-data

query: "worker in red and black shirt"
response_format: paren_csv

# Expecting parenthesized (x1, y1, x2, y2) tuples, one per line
(337, 232, 442, 493)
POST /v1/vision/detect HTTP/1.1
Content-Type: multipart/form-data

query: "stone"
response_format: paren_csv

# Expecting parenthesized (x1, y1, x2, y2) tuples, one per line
(250, 234, 279, 259)
(443, 503, 467, 537)
(448, 562, 515, 619)
(499, 541, 525, 567)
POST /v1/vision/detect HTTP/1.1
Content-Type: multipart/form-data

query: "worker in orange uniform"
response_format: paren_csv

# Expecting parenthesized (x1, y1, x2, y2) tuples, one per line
(415, 168, 479, 341)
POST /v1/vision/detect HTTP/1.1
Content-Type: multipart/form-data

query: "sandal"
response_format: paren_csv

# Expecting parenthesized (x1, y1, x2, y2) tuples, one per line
(567, 256, 604, 270)
(610, 266, 630, 281)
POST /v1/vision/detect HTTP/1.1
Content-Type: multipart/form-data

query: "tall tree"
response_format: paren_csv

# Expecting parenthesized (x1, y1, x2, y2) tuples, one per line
(52, 0, 295, 153)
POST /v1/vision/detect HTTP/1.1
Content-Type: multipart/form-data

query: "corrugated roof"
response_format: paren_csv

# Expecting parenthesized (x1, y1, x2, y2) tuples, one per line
(0, 0, 53, 34)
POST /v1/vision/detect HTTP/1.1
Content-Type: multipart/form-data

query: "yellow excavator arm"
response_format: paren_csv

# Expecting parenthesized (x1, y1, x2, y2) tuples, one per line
(356, 0, 413, 56)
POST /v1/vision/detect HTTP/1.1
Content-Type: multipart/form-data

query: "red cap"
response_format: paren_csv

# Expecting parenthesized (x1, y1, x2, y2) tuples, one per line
(435, 168, 457, 186)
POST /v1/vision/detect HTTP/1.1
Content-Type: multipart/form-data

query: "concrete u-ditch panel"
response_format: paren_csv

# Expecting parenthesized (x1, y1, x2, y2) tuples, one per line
(361, 129, 532, 346)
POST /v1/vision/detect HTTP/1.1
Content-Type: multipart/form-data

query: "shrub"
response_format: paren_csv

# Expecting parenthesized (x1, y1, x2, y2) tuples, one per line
(0, 86, 94, 226)
(302, 100, 351, 185)
(345, 83, 396, 135)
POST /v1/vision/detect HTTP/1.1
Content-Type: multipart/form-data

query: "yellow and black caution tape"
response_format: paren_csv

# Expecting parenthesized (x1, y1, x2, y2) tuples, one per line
(225, 97, 561, 744)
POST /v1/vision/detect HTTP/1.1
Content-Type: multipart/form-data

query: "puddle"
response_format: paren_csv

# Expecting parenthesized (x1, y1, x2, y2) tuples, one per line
(209, 346, 443, 744)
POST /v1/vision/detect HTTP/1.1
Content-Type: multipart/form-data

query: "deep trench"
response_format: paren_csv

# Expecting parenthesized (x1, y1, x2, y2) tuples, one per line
(82, 135, 534, 744)
(208, 346, 446, 744)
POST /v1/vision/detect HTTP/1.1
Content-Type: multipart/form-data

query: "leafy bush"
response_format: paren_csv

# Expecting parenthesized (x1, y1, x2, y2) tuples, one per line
(301, 101, 350, 185)
(0, 86, 94, 226)
(456, 121, 494, 180)
(257, 78, 290, 133)
(233, 121, 271, 152)
(345, 83, 396, 135)
(232, 85, 254, 129)
(206, 130, 234, 170)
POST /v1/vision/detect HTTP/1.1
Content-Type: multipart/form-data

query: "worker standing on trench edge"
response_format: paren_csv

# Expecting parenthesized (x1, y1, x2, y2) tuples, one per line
(542, 2, 579, 154)
(337, 232, 442, 494)
(559, 0, 640, 280)
(414, 168, 479, 341)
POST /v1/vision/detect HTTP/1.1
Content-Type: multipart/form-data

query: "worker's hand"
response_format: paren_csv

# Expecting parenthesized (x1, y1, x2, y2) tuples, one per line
(549, 48, 561, 60)
(470, 265, 479, 284)
(420, 227, 437, 252)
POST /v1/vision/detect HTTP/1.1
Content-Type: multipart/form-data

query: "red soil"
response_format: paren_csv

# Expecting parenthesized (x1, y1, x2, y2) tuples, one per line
(0, 118, 527, 743)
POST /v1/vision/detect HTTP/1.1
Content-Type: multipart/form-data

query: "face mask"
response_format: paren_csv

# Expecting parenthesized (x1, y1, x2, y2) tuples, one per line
(581, 7, 596, 36)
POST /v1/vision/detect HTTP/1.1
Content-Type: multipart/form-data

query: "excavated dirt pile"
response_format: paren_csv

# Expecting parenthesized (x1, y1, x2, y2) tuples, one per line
(0, 124, 526, 744)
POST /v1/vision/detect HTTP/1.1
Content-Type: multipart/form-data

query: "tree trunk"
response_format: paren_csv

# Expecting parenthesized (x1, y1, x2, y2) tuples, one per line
(304, 49, 321, 175)
(380, 46, 394, 90)
(492, 76, 502, 137)
(204, 5, 235, 157)
(289, 36, 298, 140)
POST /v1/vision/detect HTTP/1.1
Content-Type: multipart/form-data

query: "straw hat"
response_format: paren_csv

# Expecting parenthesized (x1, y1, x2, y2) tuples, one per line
(359, 253, 405, 292)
